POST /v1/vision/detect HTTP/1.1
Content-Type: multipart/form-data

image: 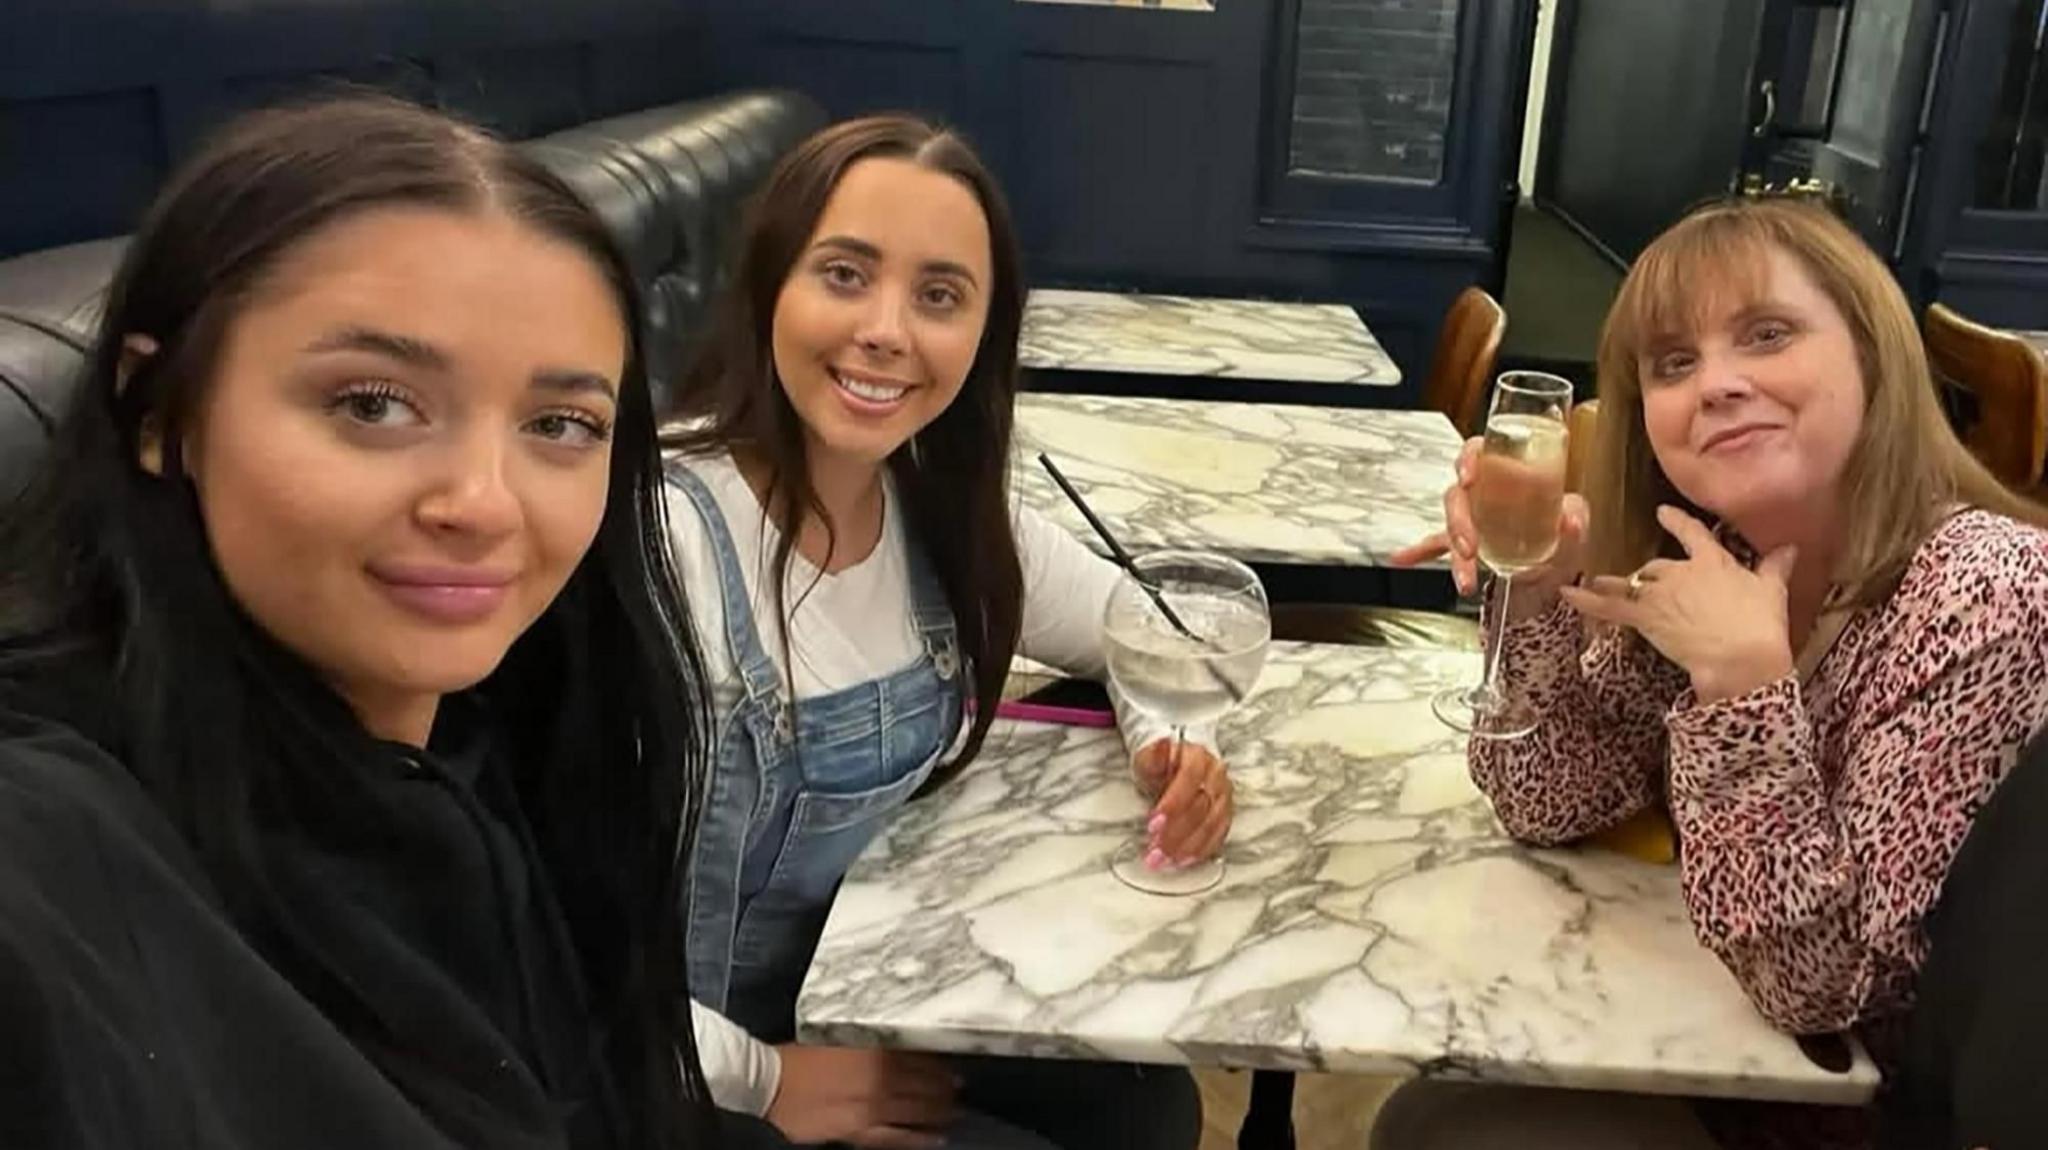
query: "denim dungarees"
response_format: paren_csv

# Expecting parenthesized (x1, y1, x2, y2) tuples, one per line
(668, 463, 962, 1038)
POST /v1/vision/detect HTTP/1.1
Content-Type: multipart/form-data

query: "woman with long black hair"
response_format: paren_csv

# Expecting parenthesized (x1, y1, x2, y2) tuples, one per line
(0, 94, 765, 1148)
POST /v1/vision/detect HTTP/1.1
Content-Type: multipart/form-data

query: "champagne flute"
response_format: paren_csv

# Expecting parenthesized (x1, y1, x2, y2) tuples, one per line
(1432, 371, 1573, 741)
(1102, 549, 1270, 896)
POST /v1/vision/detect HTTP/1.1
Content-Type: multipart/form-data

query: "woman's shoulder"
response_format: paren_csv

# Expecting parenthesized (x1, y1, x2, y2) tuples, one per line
(1912, 507, 2048, 589)
(0, 707, 224, 1031)
(1893, 507, 2048, 631)
(0, 708, 187, 881)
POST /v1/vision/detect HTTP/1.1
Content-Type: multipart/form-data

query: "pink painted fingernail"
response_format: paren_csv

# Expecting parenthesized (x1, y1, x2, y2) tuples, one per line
(1147, 812, 1167, 836)
(1145, 847, 1167, 871)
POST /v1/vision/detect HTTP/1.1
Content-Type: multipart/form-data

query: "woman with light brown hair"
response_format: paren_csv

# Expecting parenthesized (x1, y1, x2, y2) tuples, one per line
(1389, 197, 2048, 1148)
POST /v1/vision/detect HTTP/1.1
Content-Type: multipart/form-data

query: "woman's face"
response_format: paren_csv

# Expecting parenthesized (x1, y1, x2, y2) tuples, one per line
(176, 206, 627, 743)
(1637, 244, 1867, 541)
(769, 156, 994, 475)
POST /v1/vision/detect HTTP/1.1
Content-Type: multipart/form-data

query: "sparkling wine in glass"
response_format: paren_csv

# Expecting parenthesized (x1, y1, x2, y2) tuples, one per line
(1433, 371, 1573, 740)
(1103, 549, 1270, 896)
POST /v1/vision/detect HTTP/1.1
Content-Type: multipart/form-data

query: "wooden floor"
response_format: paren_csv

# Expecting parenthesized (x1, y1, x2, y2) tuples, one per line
(1195, 1070, 1399, 1150)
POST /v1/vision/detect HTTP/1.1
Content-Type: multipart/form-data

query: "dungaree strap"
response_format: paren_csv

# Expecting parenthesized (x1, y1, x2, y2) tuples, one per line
(663, 459, 786, 712)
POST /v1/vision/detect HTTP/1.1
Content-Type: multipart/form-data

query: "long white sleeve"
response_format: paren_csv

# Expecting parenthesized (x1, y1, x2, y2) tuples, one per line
(688, 999, 782, 1118)
(1011, 505, 1216, 756)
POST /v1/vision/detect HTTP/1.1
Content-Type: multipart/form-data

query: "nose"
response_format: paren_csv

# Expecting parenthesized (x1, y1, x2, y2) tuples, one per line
(853, 290, 909, 358)
(1694, 347, 1756, 408)
(415, 429, 523, 543)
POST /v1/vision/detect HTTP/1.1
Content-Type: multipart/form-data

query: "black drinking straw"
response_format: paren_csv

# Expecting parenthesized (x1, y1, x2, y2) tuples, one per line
(1036, 452, 1204, 644)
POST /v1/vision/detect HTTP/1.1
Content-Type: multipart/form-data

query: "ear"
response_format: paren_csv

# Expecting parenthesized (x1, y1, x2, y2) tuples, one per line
(118, 334, 168, 475)
(115, 333, 159, 393)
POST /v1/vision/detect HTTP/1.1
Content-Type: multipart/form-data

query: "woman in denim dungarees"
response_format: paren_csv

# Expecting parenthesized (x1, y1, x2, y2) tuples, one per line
(662, 117, 1235, 1149)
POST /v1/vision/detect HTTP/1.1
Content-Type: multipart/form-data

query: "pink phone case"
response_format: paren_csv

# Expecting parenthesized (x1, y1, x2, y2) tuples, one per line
(993, 699, 1117, 728)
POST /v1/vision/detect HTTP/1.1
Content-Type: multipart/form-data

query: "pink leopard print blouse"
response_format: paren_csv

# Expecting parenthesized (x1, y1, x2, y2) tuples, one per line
(1474, 507, 2048, 1044)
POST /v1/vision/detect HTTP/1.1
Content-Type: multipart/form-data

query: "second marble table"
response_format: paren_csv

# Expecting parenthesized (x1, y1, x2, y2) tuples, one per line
(796, 643, 1880, 1111)
(1020, 289, 1402, 406)
(1014, 392, 1460, 570)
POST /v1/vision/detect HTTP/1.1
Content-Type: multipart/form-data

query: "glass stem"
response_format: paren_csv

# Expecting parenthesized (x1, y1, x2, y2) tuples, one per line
(1479, 572, 1514, 711)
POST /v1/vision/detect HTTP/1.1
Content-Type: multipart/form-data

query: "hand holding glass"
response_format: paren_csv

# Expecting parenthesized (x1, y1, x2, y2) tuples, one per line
(1432, 371, 1574, 740)
(1102, 549, 1269, 896)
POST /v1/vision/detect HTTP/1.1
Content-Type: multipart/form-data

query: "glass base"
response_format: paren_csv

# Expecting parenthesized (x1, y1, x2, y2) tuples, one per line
(1109, 840, 1225, 896)
(1432, 684, 1538, 741)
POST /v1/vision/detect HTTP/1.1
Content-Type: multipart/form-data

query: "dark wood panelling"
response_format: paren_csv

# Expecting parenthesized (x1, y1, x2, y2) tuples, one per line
(1544, 0, 1763, 261)
(758, 39, 964, 123)
(1012, 54, 1212, 276)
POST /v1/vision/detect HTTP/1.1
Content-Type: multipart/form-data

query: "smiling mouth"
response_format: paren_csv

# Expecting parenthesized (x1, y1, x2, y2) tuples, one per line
(1703, 425, 1780, 453)
(830, 367, 914, 407)
(368, 572, 516, 624)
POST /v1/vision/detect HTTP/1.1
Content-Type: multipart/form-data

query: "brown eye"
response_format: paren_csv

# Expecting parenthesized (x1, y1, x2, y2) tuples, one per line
(527, 409, 612, 448)
(1649, 352, 1696, 382)
(820, 261, 866, 292)
(1749, 322, 1792, 348)
(326, 382, 423, 428)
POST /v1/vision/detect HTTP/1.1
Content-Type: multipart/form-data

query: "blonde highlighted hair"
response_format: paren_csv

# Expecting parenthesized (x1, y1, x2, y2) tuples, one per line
(1583, 197, 2046, 603)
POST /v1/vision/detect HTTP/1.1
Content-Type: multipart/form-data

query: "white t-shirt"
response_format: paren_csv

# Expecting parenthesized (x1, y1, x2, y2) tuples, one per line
(666, 450, 1184, 1116)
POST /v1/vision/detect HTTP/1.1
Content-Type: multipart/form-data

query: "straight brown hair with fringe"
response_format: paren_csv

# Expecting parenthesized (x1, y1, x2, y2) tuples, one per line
(1583, 197, 2048, 604)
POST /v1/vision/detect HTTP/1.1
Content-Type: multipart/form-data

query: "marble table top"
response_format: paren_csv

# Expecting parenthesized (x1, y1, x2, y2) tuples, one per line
(1021, 289, 1400, 386)
(797, 643, 1880, 1105)
(2016, 329, 2048, 355)
(1014, 393, 1459, 568)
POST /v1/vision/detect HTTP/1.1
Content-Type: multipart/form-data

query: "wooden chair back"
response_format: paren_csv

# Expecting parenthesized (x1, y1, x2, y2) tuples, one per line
(1566, 398, 1601, 495)
(1423, 286, 1508, 438)
(1923, 303, 2048, 490)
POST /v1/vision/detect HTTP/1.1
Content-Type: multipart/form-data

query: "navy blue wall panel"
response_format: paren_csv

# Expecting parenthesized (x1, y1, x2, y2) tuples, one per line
(1012, 55, 1213, 276)
(1, 90, 164, 261)
(758, 39, 964, 123)
(0, 0, 1538, 393)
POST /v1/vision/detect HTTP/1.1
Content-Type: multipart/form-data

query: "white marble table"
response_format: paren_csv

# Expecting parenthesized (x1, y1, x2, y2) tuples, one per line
(1021, 289, 1400, 388)
(1015, 393, 1458, 569)
(2017, 329, 2048, 356)
(798, 643, 1880, 1107)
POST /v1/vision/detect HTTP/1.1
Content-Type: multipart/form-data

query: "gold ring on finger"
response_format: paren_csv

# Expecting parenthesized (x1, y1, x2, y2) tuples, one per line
(1627, 568, 1652, 600)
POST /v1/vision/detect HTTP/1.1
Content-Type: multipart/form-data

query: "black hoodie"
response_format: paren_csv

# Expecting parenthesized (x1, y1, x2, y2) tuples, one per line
(0, 702, 781, 1149)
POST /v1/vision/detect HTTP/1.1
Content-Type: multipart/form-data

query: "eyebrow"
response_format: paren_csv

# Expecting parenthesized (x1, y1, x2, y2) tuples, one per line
(533, 369, 619, 403)
(305, 325, 449, 371)
(811, 234, 982, 289)
(306, 325, 619, 401)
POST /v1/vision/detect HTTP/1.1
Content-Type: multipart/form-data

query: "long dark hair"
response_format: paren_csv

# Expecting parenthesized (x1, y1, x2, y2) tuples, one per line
(665, 115, 1025, 781)
(0, 95, 716, 1148)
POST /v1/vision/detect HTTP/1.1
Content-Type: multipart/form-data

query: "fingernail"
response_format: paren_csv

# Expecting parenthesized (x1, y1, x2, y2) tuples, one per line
(1147, 812, 1167, 836)
(1145, 847, 1167, 871)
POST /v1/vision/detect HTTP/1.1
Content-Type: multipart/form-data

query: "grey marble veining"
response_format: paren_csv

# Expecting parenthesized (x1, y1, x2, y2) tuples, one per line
(797, 642, 1879, 1106)
(1015, 393, 1459, 568)
(1021, 289, 1400, 385)
(2017, 330, 2048, 356)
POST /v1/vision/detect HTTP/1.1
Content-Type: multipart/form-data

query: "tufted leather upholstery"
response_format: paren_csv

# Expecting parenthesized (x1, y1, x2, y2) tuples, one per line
(525, 90, 825, 409)
(0, 91, 823, 499)
(0, 238, 123, 500)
